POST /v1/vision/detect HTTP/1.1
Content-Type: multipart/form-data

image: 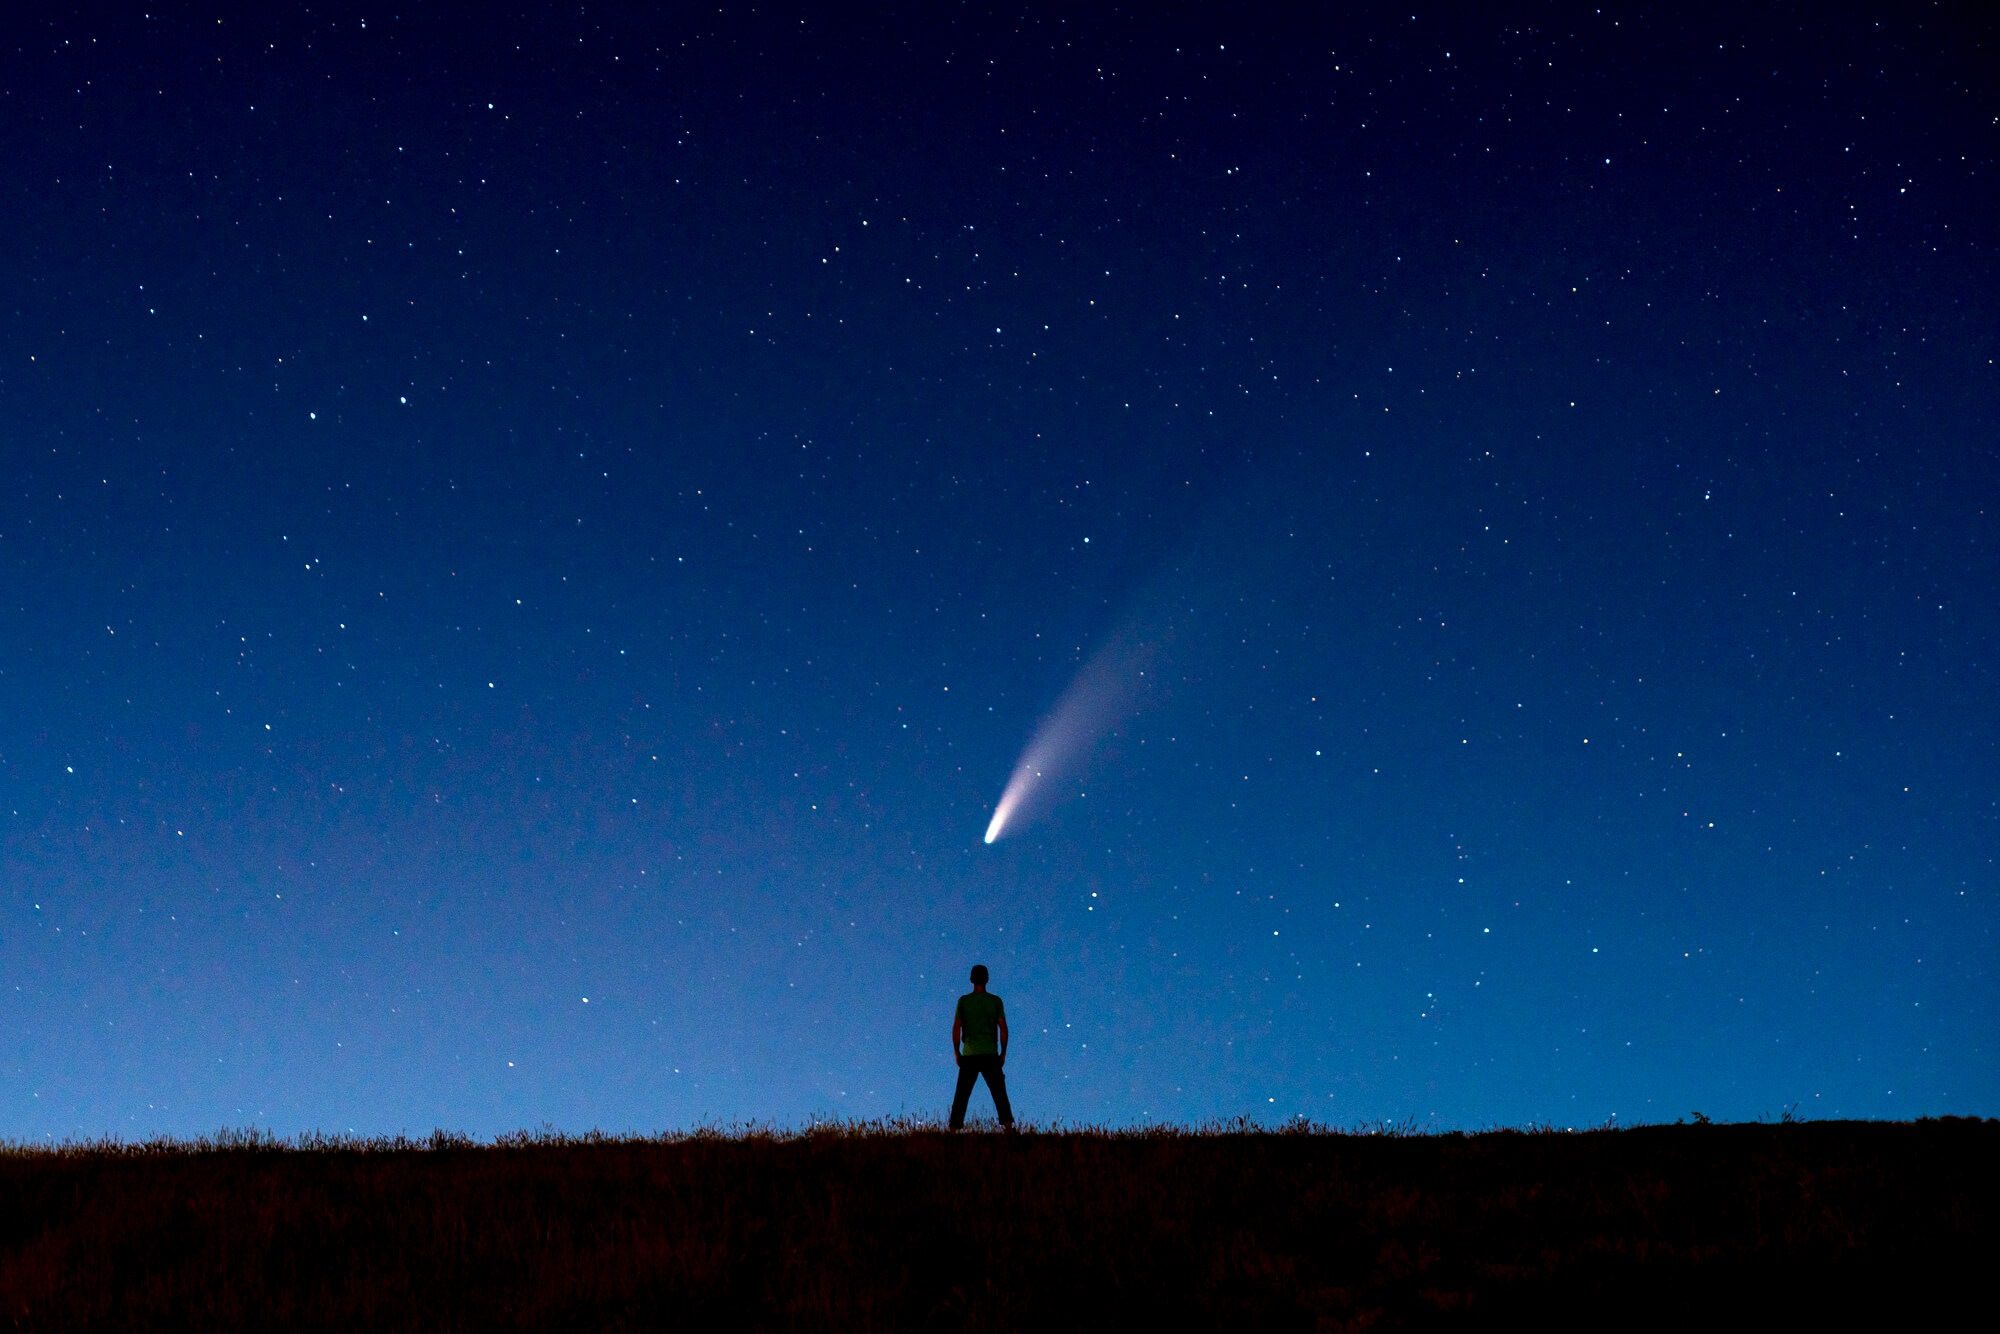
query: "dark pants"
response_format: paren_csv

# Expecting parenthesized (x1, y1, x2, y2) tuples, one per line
(949, 1054, 1013, 1129)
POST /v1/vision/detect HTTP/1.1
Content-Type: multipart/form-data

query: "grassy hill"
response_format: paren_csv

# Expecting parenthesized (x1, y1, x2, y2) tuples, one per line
(1, 1117, 1992, 1330)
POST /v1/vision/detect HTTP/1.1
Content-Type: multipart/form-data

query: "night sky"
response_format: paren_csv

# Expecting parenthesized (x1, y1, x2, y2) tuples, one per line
(4, 4, 1995, 1141)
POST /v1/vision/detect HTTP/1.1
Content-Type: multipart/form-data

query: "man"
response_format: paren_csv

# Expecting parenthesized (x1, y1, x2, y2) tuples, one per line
(949, 963, 1014, 1130)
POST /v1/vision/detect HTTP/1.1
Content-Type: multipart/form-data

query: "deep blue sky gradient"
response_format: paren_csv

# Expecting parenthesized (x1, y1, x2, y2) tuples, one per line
(2, 3, 1995, 1138)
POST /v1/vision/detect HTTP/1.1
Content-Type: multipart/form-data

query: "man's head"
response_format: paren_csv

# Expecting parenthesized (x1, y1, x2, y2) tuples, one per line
(969, 963, 989, 988)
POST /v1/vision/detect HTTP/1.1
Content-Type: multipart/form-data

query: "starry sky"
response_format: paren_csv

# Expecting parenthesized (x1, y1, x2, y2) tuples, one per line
(3, 3, 1995, 1140)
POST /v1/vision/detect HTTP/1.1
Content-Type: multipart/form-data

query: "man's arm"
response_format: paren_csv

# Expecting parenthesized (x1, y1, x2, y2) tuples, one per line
(998, 1010, 1009, 1062)
(951, 1013, 963, 1064)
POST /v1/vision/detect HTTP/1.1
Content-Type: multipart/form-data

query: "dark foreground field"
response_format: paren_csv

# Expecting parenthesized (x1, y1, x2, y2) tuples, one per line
(1, 1117, 1992, 1331)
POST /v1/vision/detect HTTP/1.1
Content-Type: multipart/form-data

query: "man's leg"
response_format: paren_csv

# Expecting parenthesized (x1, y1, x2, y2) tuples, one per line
(982, 1058, 1014, 1127)
(948, 1060, 978, 1130)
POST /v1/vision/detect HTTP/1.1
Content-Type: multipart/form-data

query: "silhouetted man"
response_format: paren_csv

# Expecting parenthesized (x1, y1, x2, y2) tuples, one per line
(949, 963, 1013, 1130)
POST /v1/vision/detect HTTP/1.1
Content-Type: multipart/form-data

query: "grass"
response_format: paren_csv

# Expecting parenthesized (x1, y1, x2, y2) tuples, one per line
(1, 1116, 1992, 1330)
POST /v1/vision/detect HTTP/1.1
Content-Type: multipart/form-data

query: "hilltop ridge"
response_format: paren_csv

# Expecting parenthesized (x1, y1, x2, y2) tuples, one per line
(2, 1118, 1992, 1330)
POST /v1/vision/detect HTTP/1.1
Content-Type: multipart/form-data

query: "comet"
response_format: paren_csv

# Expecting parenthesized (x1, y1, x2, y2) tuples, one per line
(983, 632, 1155, 844)
(978, 474, 1306, 842)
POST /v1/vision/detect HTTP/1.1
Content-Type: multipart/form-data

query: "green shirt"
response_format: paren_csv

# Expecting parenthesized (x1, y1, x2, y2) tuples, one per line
(956, 991, 1005, 1056)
